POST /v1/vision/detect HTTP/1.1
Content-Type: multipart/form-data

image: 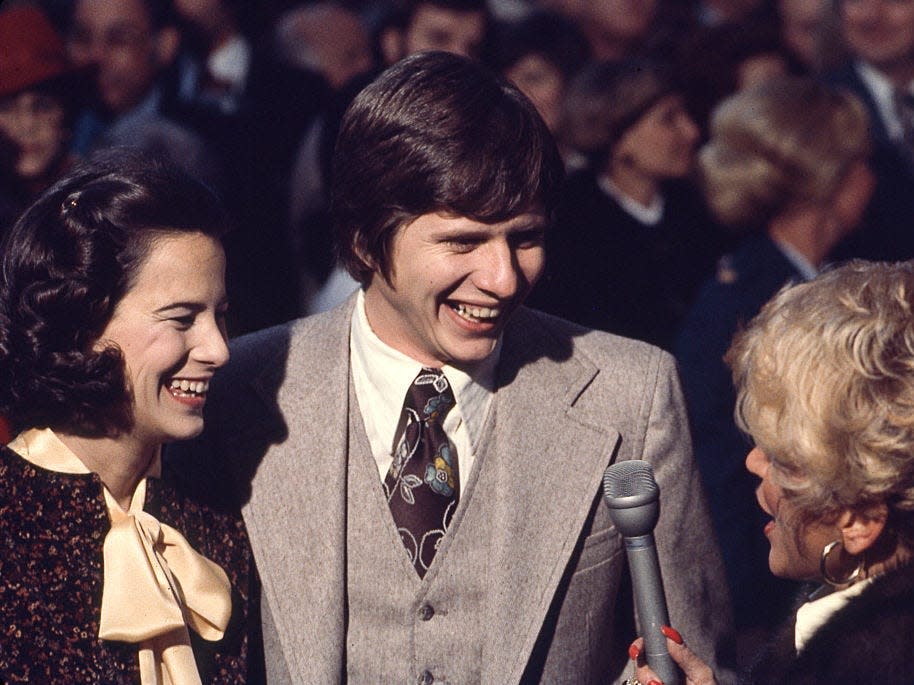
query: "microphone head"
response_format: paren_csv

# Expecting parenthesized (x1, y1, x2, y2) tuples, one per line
(602, 460, 660, 537)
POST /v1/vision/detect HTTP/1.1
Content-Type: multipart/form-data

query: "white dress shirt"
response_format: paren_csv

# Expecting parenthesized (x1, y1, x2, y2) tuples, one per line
(349, 289, 497, 494)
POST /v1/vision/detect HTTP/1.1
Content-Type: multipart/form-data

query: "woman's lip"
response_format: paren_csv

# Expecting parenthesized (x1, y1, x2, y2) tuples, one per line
(763, 520, 775, 536)
(166, 386, 207, 409)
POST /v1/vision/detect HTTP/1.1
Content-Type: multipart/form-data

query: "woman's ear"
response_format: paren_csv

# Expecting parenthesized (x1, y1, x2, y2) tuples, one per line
(839, 504, 888, 555)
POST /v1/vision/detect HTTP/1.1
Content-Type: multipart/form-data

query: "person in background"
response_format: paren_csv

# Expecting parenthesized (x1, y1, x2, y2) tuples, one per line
(674, 15, 797, 138)
(531, 59, 729, 350)
(68, 0, 312, 336)
(0, 150, 263, 682)
(675, 77, 874, 661)
(630, 260, 914, 684)
(274, 2, 374, 93)
(0, 5, 85, 233)
(489, 9, 590, 168)
(171, 0, 253, 114)
(280, 0, 376, 232)
(170, 51, 735, 684)
(824, 0, 914, 261)
(377, 0, 491, 65)
(827, 0, 914, 155)
(280, 1, 379, 317)
(575, 0, 659, 60)
(65, 0, 220, 187)
(778, 0, 829, 73)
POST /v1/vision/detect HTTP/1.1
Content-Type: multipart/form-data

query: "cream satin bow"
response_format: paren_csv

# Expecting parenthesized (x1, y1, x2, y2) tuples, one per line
(9, 428, 233, 685)
(99, 480, 232, 685)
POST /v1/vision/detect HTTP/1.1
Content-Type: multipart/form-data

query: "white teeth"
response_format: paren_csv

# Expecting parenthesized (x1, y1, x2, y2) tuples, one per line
(168, 379, 209, 395)
(453, 303, 500, 321)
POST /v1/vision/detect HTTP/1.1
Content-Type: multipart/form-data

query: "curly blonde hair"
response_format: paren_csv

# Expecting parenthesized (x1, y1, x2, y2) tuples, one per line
(727, 261, 914, 551)
(699, 77, 870, 230)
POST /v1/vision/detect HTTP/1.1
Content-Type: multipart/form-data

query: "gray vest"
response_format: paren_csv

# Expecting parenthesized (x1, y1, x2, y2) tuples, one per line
(345, 384, 497, 684)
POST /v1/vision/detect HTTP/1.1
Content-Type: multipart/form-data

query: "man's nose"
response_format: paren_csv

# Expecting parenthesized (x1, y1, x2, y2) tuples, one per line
(474, 240, 520, 298)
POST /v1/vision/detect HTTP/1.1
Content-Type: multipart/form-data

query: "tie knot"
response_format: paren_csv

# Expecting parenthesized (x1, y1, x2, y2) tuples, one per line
(407, 368, 455, 424)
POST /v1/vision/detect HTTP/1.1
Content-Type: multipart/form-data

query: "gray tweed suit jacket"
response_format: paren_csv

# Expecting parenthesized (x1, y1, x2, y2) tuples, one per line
(171, 295, 734, 684)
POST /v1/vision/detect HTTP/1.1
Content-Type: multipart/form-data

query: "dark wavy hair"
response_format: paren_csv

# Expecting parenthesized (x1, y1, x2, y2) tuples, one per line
(331, 50, 564, 286)
(0, 149, 227, 436)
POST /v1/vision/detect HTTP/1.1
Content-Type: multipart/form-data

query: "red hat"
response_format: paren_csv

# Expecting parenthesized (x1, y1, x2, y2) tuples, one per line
(0, 6, 82, 99)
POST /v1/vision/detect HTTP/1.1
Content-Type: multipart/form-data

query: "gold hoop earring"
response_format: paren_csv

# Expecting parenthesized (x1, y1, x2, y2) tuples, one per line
(820, 540, 863, 587)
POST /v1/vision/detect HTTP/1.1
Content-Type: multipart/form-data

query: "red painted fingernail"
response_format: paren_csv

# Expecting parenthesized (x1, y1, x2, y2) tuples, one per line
(628, 643, 640, 661)
(661, 625, 683, 644)
(648, 680, 663, 685)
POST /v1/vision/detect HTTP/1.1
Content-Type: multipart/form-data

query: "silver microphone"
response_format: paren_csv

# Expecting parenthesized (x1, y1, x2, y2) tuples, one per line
(603, 460, 679, 685)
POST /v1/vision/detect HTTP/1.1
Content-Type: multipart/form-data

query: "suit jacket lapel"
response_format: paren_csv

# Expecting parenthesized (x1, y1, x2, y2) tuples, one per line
(241, 299, 356, 683)
(480, 309, 621, 684)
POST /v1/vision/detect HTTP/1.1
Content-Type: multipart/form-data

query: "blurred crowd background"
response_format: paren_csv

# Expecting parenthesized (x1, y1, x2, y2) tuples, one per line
(3, 0, 914, 670)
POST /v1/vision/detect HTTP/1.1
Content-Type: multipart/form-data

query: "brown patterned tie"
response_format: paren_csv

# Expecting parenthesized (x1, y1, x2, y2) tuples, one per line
(384, 368, 459, 576)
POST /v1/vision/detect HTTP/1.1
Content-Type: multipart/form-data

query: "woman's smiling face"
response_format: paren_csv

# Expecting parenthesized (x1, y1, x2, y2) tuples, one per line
(97, 232, 229, 447)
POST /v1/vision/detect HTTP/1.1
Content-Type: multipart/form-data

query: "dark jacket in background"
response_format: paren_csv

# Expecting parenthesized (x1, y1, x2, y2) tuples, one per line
(675, 234, 803, 631)
(531, 169, 729, 351)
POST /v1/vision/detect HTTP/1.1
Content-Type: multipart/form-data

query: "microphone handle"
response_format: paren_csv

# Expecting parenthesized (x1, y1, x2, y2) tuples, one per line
(624, 533, 680, 685)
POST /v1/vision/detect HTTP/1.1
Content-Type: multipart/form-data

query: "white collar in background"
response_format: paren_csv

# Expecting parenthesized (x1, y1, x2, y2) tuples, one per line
(855, 60, 907, 141)
(772, 239, 819, 281)
(795, 578, 872, 652)
(597, 174, 665, 226)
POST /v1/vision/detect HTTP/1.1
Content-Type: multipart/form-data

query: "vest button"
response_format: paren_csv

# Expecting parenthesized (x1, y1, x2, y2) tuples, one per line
(417, 669, 434, 684)
(418, 603, 435, 621)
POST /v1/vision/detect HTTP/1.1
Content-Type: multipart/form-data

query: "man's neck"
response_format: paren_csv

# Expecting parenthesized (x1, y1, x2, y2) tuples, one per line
(768, 206, 835, 268)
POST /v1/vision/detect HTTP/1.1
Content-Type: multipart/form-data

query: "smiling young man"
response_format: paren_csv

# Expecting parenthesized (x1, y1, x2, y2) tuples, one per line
(172, 51, 735, 684)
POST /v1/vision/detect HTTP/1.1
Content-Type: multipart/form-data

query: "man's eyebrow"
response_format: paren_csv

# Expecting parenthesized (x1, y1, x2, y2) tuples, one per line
(508, 219, 547, 232)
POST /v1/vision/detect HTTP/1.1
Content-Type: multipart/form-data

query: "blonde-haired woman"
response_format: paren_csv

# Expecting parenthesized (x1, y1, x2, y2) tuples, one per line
(630, 260, 914, 684)
(674, 76, 874, 640)
(699, 76, 872, 239)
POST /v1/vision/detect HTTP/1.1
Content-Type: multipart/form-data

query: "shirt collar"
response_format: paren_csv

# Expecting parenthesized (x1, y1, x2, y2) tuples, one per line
(795, 578, 872, 652)
(9, 426, 162, 479)
(350, 289, 498, 451)
(855, 60, 906, 140)
(113, 88, 161, 130)
(597, 174, 665, 226)
(772, 238, 819, 281)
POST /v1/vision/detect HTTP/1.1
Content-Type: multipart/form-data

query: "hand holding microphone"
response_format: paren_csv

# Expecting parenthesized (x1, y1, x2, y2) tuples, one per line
(628, 630, 719, 685)
(602, 460, 680, 685)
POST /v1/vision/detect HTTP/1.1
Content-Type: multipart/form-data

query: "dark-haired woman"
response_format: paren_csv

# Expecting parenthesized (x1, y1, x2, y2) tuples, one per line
(0, 151, 263, 683)
(529, 59, 730, 351)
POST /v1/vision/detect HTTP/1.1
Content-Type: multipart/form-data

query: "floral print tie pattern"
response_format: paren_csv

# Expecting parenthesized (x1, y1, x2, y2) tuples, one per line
(384, 368, 458, 577)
